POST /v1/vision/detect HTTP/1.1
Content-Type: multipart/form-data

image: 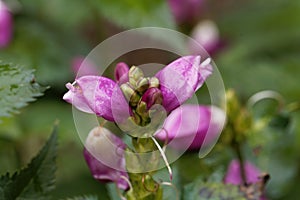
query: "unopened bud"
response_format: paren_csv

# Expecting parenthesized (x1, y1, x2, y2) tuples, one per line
(136, 77, 149, 94)
(136, 101, 149, 119)
(84, 126, 129, 190)
(148, 77, 160, 88)
(114, 62, 129, 84)
(128, 66, 144, 86)
(129, 92, 140, 107)
(120, 83, 135, 102)
(141, 88, 163, 110)
(120, 83, 140, 107)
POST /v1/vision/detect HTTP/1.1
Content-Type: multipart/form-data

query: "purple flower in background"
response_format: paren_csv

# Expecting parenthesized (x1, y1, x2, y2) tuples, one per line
(224, 160, 261, 185)
(168, 0, 203, 24)
(63, 56, 213, 125)
(189, 20, 221, 55)
(0, 1, 13, 48)
(83, 126, 129, 190)
(71, 56, 98, 77)
(224, 160, 268, 200)
(155, 105, 225, 150)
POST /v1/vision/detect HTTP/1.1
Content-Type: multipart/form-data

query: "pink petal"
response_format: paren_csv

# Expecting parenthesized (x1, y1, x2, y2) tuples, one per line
(63, 83, 94, 114)
(155, 105, 225, 150)
(84, 127, 129, 190)
(76, 76, 129, 121)
(156, 56, 213, 112)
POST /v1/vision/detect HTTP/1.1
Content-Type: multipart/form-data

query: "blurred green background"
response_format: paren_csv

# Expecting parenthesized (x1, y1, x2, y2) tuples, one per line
(0, 0, 299, 199)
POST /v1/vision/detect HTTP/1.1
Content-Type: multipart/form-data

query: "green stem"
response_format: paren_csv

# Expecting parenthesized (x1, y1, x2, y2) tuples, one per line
(233, 141, 247, 186)
(125, 137, 163, 200)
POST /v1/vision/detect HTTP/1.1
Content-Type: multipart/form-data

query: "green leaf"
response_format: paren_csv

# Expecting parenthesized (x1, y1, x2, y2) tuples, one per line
(0, 63, 46, 120)
(0, 126, 58, 200)
(62, 195, 98, 200)
(107, 183, 122, 200)
(90, 0, 175, 29)
(183, 179, 247, 200)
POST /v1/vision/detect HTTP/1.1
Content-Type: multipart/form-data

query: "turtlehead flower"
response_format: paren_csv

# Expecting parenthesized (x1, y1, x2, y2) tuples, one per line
(0, 1, 13, 48)
(225, 160, 261, 185)
(63, 56, 213, 137)
(224, 160, 268, 200)
(83, 126, 129, 190)
(71, 56, 98, 76)
(168, 0, 203, 24)
(189, 20, 221, 55)
(155, 105, 225, 150)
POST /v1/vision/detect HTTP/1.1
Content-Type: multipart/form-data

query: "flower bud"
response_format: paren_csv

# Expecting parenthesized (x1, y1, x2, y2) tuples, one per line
(141, 87, 163, 110)
(128, 66, 144, 86)
(83, 127, 129, 190)
(114, 62, 129, 84)
(0, 1, 13, 48)
(136, 77, 149, 94)
(120, 83, 135, 102)
(148, 77, 159, 88)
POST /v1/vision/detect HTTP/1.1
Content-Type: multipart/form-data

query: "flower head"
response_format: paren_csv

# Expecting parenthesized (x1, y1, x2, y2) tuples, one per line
(63, 56, 213, 136)
(0, 1, 13, 48)
(189, 20, 221, 55)
(155, 105, 225, 150)
(83, 126, 129, 190)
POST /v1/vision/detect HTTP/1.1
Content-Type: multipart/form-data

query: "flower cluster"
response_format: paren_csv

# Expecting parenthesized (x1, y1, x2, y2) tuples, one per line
(63, 55, 225, 190)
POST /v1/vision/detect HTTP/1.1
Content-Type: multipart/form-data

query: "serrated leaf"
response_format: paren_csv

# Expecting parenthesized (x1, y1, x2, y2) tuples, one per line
(184, 179, 247, 200)
(62, 195, 98, 200)
(184, 173, 270, 200)
(0, 63, 46, 120)
(0, 19, 75, 87)
(0, 126, 58, 200)
(90, 0, 175, 29)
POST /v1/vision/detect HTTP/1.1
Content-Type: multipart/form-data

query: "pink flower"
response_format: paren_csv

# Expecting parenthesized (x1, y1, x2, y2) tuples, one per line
(83, 126, 129, 190)
(168, 0, 203, 24)
(155, 105, 225, 150)
(224, 160, 268, 200)
(0, 1, 13, 48)
(63, 56, 213, 125)
(189, 20, 221, 55)
(224, 160, 261, 185)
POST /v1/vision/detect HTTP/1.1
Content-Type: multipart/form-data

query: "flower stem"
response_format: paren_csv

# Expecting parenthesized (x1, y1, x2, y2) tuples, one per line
(125, 137, 163, 200)
(233, 141, 247, 185)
